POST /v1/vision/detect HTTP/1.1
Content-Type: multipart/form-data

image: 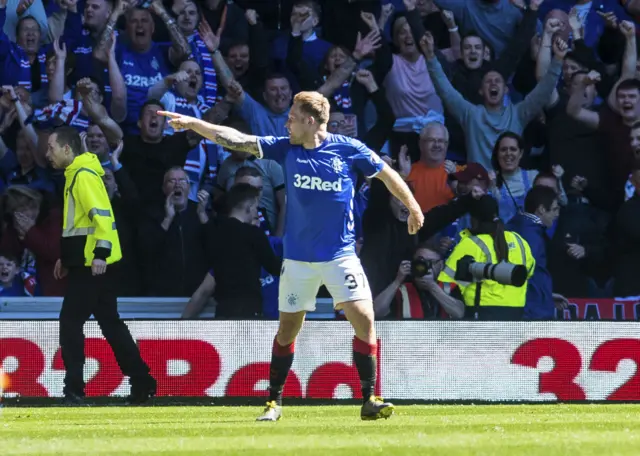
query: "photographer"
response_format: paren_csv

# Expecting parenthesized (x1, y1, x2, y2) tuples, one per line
(373, 240, 465, 319)
(438, 196, 536, 320)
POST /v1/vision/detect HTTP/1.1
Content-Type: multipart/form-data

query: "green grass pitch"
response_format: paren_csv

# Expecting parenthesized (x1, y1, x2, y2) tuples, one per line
(2, 404, 639, 455)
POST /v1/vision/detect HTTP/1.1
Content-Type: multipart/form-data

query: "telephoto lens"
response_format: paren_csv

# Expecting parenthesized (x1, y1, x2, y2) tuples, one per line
(455, 255, 527, 287)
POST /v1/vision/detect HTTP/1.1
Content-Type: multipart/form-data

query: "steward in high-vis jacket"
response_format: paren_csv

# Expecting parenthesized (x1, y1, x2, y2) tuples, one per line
(46, 126, 156, 406)
(61, 150, 122, 267)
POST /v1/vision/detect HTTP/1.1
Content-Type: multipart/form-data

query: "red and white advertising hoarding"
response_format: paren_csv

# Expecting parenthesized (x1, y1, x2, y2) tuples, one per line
(1, 321, 639, 401)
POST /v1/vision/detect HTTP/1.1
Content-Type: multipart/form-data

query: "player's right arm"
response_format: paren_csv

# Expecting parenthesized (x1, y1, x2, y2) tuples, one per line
(157, 111, 261, 156)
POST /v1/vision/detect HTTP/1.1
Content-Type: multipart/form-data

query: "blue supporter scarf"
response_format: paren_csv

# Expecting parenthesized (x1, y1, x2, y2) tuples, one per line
(17, 50, 47, 91)
(325, 76, 353, 113)
(189, 31, 218, 106)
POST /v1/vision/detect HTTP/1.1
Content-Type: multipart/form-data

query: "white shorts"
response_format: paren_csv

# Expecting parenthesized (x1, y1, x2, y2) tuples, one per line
(278, 255, 372, 313)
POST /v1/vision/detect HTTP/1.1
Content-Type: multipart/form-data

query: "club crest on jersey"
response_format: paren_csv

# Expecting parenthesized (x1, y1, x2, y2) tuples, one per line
(151, 57, 159, 70)
(331, 156, 344, 173)
(287, 294, 298, 306)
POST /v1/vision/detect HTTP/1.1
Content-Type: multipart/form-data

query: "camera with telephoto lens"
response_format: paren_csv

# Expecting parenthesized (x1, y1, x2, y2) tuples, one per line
(411, 257, 433, 278)
(454, 255, 527, 287)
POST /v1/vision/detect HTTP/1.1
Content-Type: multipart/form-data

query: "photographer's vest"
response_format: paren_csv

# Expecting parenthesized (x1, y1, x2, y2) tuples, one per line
(438, 230, 535, 316)
(395, 282, 457, 319)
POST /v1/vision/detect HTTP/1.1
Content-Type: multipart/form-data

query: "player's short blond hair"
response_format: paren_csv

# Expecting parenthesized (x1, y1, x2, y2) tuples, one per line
(293, 91, 331, 125)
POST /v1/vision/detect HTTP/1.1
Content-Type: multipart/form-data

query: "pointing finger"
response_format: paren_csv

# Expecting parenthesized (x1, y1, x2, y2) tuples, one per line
(156, 110, 180, 118)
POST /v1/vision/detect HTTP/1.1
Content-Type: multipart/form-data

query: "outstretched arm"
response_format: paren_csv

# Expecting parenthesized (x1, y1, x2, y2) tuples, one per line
(157, 111, 260, 155)
(375, 163, 424, 234)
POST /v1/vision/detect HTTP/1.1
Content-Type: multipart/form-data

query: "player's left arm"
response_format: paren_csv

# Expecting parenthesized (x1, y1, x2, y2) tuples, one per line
(375, 163, 424, 234)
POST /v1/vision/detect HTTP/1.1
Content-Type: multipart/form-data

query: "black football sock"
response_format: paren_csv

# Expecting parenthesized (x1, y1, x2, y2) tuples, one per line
(353, 336, 377, 404)
(268, 337, 295, 406)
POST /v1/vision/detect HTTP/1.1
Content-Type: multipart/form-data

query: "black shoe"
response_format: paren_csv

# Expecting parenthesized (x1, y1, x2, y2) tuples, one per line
(62, 392, 85, 406)
(126, 376, 157, 405)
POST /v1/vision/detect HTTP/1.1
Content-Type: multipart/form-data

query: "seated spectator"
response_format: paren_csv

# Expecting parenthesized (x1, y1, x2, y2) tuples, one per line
(373, 239, 465, 319)
(0, 185, 65, 296)
(217, 158, 285, 236)
(422, 31, 563, 169)
(137, 167, 208, 297)
(181, 183, 282, 318)
(0, 252, 25, 296)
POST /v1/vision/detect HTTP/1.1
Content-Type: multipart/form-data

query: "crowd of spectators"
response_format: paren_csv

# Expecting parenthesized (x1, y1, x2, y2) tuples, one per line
(0, 0, 639, 319)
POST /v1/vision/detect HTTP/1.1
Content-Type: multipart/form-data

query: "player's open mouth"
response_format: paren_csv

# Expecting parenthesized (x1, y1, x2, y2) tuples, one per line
(173, 190, 183, 197)
(0, 271, 10, 280)
(489, 88, 499, 97)
(188, 80, 197, 89)
(149, 120, 159, 129)
(135, 30, 146, 37)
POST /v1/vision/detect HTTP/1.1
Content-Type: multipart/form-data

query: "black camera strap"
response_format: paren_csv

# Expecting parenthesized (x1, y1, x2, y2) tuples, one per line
(474, 283, 482, 320)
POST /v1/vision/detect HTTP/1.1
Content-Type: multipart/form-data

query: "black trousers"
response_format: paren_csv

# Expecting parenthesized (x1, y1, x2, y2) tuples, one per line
(59, 264, 151, 396)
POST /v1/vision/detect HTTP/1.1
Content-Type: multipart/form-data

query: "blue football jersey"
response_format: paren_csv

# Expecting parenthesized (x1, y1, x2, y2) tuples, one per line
(257, 134, 384, 262)
(117, 41, 170, 132)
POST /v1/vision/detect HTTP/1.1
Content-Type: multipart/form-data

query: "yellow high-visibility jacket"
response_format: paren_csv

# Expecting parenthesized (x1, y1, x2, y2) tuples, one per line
(61, 152, 122, 267)
(438, 229, 535, 309)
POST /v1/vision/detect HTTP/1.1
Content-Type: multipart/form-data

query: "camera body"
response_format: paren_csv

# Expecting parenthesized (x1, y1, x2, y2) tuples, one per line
(454, 255, 527, 287)
(411, 257, 433, 278)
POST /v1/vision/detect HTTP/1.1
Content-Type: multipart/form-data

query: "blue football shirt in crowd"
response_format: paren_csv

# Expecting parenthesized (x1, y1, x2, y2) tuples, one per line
(116, 41, 170, 133)
(257, 134, 384, 262)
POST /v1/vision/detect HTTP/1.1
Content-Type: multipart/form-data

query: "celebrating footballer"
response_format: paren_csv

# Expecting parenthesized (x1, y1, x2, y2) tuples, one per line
(158, 90, 423, 421)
